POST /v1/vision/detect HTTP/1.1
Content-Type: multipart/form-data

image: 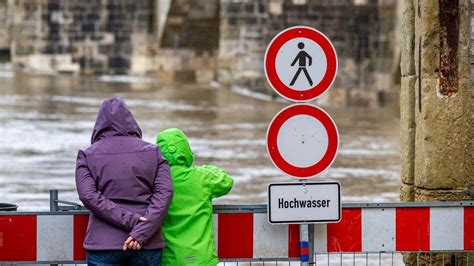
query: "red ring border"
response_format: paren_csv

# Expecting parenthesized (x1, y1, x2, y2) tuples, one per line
(266, 104, 339, 178)
(264, 26, 338, 102)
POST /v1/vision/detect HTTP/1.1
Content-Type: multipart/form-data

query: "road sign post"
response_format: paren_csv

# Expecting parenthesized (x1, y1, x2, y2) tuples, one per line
(264, 26, 339, 266)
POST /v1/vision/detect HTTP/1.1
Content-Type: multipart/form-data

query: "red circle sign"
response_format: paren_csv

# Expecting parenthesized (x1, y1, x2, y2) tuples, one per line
(264, 26, 337, 102)
(266, 104, 339, 178)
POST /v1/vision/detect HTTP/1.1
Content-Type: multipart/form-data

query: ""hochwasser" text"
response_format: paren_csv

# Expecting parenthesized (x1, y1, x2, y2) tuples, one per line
(278, 198, 331, 209)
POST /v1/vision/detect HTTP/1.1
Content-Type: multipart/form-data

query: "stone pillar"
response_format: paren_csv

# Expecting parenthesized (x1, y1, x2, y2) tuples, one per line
(154, 0, 171, 46)
(401, 0, 473, 264)
(400, 0, 416, 203)
(414, 0, 472, 201)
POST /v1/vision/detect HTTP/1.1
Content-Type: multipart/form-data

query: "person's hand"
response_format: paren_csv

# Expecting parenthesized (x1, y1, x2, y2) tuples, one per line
(123, 236, 142, 250)
(139, 216, 148, 222)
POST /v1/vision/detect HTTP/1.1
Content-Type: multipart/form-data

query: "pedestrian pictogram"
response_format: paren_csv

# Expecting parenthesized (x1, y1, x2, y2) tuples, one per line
(264, 26, 337, 102)
(266, 104, 339, 178)
(290, 42, 313, 86)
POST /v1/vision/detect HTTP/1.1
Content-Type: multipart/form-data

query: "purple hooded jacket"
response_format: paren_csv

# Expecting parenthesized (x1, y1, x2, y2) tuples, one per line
(75, 98, 173, 250)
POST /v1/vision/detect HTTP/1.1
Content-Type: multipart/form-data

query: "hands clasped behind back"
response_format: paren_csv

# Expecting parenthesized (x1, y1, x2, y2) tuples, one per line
(123, 216, 148, 250)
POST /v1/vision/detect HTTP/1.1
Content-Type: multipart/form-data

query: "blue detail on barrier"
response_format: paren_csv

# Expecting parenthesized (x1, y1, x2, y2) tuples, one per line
(300, 241, 309, 262)
(300, 254, 309, 262)
(300, 241, 309, 248)
(300, 255, 309, 262)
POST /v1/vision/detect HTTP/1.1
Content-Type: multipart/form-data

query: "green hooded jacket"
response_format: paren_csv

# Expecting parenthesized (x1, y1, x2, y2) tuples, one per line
(156, 128, 234, 266)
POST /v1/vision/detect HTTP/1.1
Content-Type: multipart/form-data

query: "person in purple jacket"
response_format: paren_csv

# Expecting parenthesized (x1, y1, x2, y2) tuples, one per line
(75, 98, 173, 265)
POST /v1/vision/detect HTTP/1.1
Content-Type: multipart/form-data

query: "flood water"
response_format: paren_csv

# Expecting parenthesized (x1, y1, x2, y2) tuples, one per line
(0, 70, 401, 210)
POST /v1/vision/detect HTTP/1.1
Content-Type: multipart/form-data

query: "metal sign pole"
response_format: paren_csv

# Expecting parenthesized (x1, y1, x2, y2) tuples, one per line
(299, 180, 310, 266)
(300, 223, 310, 265)
(49, 189, 58, 212)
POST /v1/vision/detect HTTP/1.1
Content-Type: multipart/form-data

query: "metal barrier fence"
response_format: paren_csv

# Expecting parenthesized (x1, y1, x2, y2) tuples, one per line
(0, 253, 467, 265)
(217, 251, 472, 265)
(0, 190, 473, 264)
(312, 252, 471, 266)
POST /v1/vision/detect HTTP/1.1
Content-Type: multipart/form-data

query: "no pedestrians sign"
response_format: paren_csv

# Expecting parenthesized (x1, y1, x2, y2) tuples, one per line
(264, 26, 338, 102)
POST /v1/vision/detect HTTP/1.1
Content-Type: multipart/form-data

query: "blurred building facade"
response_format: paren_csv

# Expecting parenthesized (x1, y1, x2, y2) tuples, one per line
(219, 0, 398, 106)
(0, 0, 10, 60)
(0, 0, 400, 106)
(0, 0, 218, 79)
(6, 0, 166, 75)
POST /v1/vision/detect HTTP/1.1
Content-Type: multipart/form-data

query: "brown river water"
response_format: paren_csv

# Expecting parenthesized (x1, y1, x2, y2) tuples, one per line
(0, 70, 401, 211)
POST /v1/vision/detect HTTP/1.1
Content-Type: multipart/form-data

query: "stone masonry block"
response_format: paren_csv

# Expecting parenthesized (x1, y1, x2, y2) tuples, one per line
(415, 78, 472, 189)
(457, 0, 471, 78)
(400, 0, 415, 76)
(400, 76, 416, 184)
(400, 183, 414, 202)
(195, 69, 215, 83)
(418, 0, 439, 78)
(414, 187, 473, 202)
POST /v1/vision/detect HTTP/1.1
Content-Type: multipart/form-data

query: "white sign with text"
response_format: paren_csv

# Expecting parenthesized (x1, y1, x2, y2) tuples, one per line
(268, 182, 341, 224)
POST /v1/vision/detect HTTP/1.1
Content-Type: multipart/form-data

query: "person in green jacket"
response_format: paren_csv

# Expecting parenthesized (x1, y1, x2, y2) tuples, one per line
(156, 128, 234, 266)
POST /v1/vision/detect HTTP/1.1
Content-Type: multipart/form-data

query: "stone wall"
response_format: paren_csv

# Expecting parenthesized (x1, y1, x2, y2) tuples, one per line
(7, 0, 219, 81)
(219, 0, 398, 106)
(218, 0, 267, 94)
(156, 0, 219, 82)
(5, 0, 398, 88)
(0, 0, 10, 53)
(10, 0, 156, 75)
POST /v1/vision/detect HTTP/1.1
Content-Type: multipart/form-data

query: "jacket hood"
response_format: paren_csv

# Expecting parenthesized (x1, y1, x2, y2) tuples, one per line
(156, 128, 194, 167)
(91, 98, 142, 144)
